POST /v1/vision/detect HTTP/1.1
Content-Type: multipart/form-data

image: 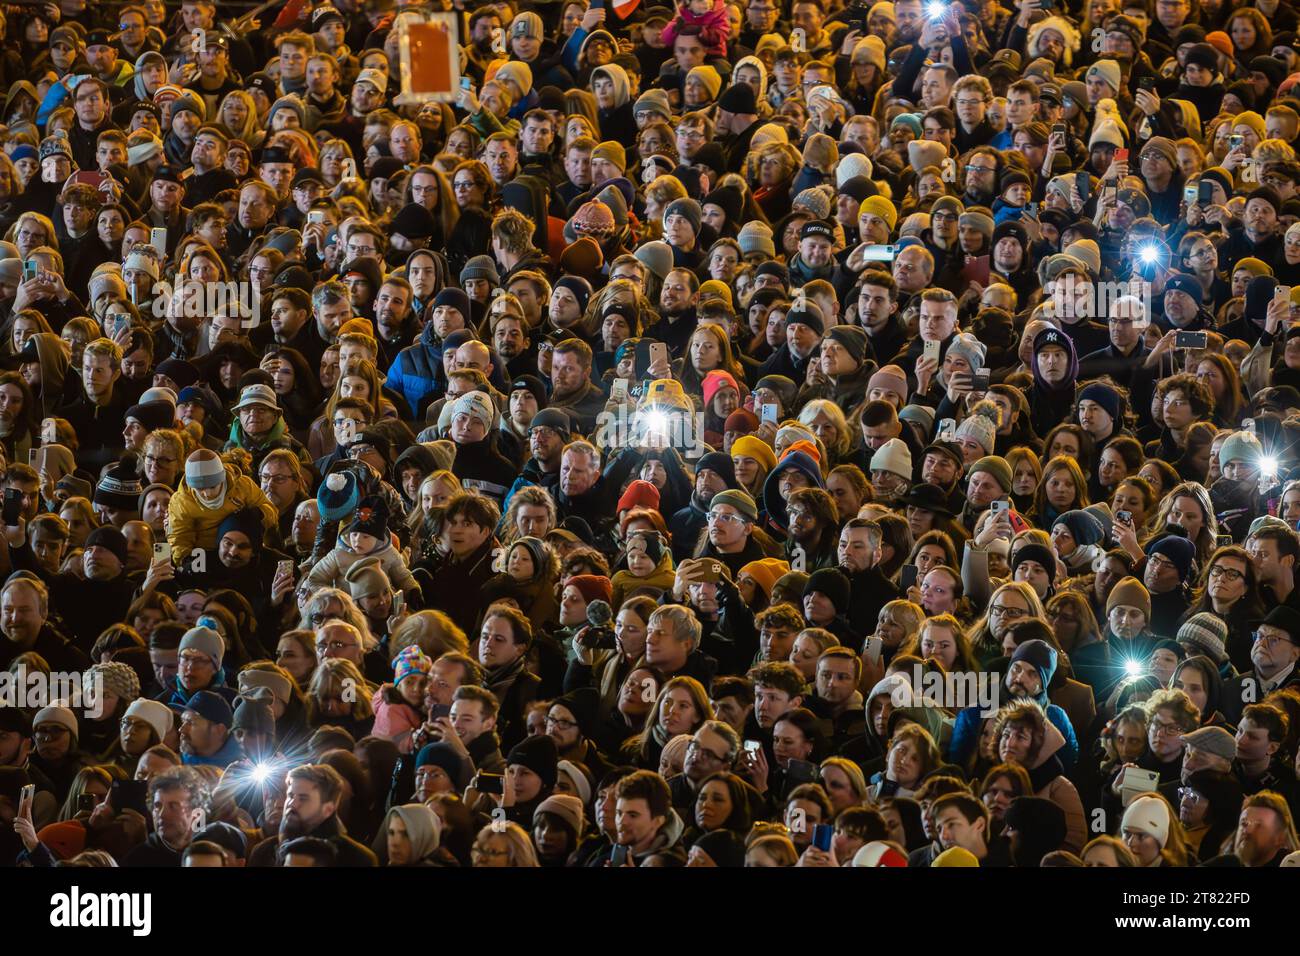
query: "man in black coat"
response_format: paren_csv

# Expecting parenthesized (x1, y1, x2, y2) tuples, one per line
(248, 764, 377, 866)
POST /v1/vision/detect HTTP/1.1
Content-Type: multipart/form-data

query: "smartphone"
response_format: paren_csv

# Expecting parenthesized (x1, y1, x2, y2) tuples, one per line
(41, 419, 56, 444)
(860, 244, 898, 262)
(923, 339, 941, 363)
(761, 403, 779, 426)
(392, 590, 405, 616)
(1024, 202, 1039, 218)
(938, 417, 956, 439)
(743, 739, 762, 756)
(476, 772, 505, 795)
(107, 312, 129, 338)
(19, 783, 34, 807)
(1116, 510, 1133, 525)
(152, 542, 170, 565)
(308, 210, 325, 224)
(111, 778, 148, 817)
(22, 260, 37, 281)
(1198, 181, 1214, 204)
(990, 499, 1010, 515)
(428, 702, 451, 721)
(76, 793, 97, 813)
(1216, 534, 1234, 548)
(1114, 148, 1129, 163)
(1278, 285, 1293, 303)
(1183, 184, 1198, 203)
(1052, 122, 1066, 137)
(1174, 330, 1208, 349)
(150, 226, 167, 258)
(971, 368, 991, 390)
(2, 488, 21, 526)
(1229, 134, 1244, 150)
(1138, 76, 1155, 93)
(611, 378, 629, 402)
(1244, 418, 1256, 434)
(1077, 175, 1090, 203)
(1120, 766, 1160, 805)
(862, 635, 884, 664)
(610, 844, 629, 867)
(786, 758, 818, 784)
(648, 342, 669, 369)
(590, 0, 605, 8)
(900, 563, 919, 590)
(812, 823, 834, 853)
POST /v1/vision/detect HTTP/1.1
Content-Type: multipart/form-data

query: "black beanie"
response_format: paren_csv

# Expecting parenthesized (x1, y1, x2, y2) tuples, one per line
(804, 567, 851, 614)
(697, 451, 737, 488)
(217, 507, 265, 546)
(785, 301, 826, 335)
(1012, 544, 1057, 586)
(718, 82, 758, 114)
(552, 687, 600, 739)
(510, 374, 548, 409)
(702, 185, 743, 225)
(827, 325, 868, 364)
(390, 202, 436, 240)
(85, 526, 128, 566)
(507, 733, 559, 789)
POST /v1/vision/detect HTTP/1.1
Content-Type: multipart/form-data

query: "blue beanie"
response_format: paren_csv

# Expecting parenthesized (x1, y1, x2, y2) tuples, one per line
(11, 145, 36, 162)
(415, 742, 471, 790)
(1054, 509, 1105, 547)
(1146, 534, 1196, 582)
(1078, 382, 1121, 423)
(318, 470, 361, 523)
(184, 690, 233, 727)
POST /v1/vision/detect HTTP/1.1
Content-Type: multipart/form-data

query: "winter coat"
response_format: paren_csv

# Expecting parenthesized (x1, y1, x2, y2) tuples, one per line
(371, 685, 424, 753)
(165, 464, 280, 565)
(1026, 719, 1088, 853)
(306, 536, 420, 595)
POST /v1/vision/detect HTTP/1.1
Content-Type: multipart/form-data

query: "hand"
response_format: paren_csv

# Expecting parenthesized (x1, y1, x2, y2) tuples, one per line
(906, 584, 922, 605)
(117, 808, 148, 845)
(796, 845, 839, 867)
(946, 370, 972, 404)
(975, 510, 1012, 548)
(755, 420, 778, 445)
(13, 787, 37, 852)
(87, 793, 116, 831)
(1112, 514, 1142, 560)
(270, 563, 295, 605)
(432, 716, 468, 756)
(742, 744, 770, 794)
(1202, 203, 1229, 227)
(1266, 293, 1291, 334)
(1185, 201, 1204, 227)
(387, 605, 410, 634)
(915, 352, 938, 394)
(110, 315, 133, 350)
(1111, 762, 1137, 796)
(581, 5, 606, 30)
(1134, 87, 1160, 116)
(143, 557, 175, 592)
(1103, 160, 1128, 185)
(839, 27, 862, 55)
(647, 356, 672, 379)
(458, 86, 481, 113)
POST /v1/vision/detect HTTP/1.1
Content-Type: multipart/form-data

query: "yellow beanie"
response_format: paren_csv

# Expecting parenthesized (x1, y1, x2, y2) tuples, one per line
(860, 195, 898, 232)
(932, 847, 980, 867)
(686, 65, 723, 101)
(731, 435, 777, 473)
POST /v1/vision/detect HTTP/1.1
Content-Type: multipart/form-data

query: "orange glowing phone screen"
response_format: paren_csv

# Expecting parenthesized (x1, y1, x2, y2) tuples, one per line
(406, 21, 453, 95)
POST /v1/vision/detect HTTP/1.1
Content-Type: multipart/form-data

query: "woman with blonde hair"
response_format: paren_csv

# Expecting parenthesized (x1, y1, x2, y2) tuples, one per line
(307, 657, 376, 738)
(819, 756, 869, 816)
(8, 210, 58, 257)
(1144, 480, 1218, 564)
(408, 471, 461, 563)
(57, 766, 115, 822)
(1120, 792, 1191, 867)
(218, 89, 264, 147)
(1033, 455, 1090, 530)
(1006, 446, 1043, 512)
(388, 610, 469, 665)
(471, 821, 539, 866)
(642, 174, 688, 237)
(1081, 834, 1138, 866)
(901, 613, 981, 675)
(967, 580, 1048, 663)
(868, 600, 925, 684)
(799, 400, 853, 468)
(676, 323, 746, 401)
(318, 137, 357, 188)
(624, 675, 714, 770)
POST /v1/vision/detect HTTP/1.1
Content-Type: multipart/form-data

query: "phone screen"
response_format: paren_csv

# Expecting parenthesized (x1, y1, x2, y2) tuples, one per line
(2, 488, 21, 526)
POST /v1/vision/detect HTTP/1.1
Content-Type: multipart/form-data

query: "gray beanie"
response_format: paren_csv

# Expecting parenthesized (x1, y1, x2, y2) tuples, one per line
(955, 413, 997, 455)
(634, 240, 674, 280)
(460, 254, 500, 285)
(945, 332, 987, 372)
(179, 626, 225, 670)
(737, 221, 776, 258)
(233, 697, 275, 736)
(663, 197, 702, 234)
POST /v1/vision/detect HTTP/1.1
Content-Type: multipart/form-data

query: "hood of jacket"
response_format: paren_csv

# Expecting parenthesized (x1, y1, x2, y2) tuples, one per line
(30, 332, 68, 412)
(761, 450, 824, 529)
(1029, 713, 1067, 770)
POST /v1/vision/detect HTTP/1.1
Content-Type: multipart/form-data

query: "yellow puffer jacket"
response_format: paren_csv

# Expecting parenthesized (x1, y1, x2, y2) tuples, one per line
(166, 464, 280, 564)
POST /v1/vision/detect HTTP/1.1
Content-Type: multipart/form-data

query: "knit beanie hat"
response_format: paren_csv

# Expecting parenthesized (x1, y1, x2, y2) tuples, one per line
(663, 197, 703, 234)
(1087, 59, 1122, 93)
(232, 697, 274, 737)
(452, 391, 496, 431)
(970, 455, 1013, 493)
(85, 526, 129, 567)
(185, 690, 233, 727)
(618, 479, 661, 514)
(95, 455, 144, 512)
(1012, 543, 1058, 586)
(718, 81, 758, 115)
(217, 507, 265, 547)
(236, 670, 293, 707)
(346, 495, 390, 541)
(1146, 535, 1196, 583)
(686, 65, 722, 100)
(955, 412, 997, 456)
(318, 470, 361, 523)
(694, 828, 747, 866)
(907, 138, 947, 173)
(1078, 382, 1121, 423)
(180, 626, 225, 670)
(696, 450, 737, 488)
(711, 488, 759, 522)
(567, 574, 613, 606)
(852, 841, 909, 867)
(804, 567, 850, 614)
(1054, 509, 1105, 547)
(460, 255, 500, 285)
(793, 186, 834, 221)
(415, 742, 470, 790)
(1176, 613, 1230, 664)
(626, 528, 665, 565)
(634, 88, 672, 121)
(932, 847, 980, 867)
(125, 400, 174, 431)
(507, 733, 559, 789)
(731, 435, 776, 473)
(1121, 794, 1170, 847)
(1010, 638, 1058, 689)
(737, 221, 777, 258)
(1106, 576, 1152, 619)
(870, 438, 912, 479)
(85, 662, 140, 704)
(860, 195, 898, 232)
(724, 409, 760, 436)
(1218, 430, 1263, 466)
(634, 240, 675, 279)
(124, 698, 173, 741)
(826, 326, 868, 365)
(393, 645, 433, 685)
(739, 558, 790, 600)
(868, 365, 908, 399)
(185, 449, 226, 490)
(33, 706, 77, 737)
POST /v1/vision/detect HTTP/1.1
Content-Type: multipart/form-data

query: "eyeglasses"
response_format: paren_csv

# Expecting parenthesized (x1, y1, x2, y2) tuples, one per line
(1208, 565, 1244, 582)
(687, 739, 728, 763)
(545, 715, 578, 731)
(1176, 787, 1204, 804)
(144, 454, 176, 467)
(1147, 553, 1176, 570)
(707, 511, 745, 525)
(989, 604, 1027, 620)
(1150, 719, 1183, 737)
(1252, 630, 1296, 647)
(316, 638, 358, 652)
(261, 472, 294, 485)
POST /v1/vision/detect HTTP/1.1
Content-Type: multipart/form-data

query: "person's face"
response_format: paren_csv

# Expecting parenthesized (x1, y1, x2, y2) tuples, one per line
(772, 718, 813, 768)
(921, 452, 958, 488)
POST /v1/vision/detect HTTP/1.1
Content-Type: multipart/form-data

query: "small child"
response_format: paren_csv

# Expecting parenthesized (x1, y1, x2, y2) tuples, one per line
(371, 645, 432, 753)
(479, 536, 560, 632)
(307, 494, 420, 595)
(660, 0, 730, 60)
(611, 530, 676, 607)
(992, 171, 1033, 225)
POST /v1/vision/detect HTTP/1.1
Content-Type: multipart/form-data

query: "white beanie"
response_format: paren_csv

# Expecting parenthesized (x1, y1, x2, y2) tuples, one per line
(837, 152, 874, 187)
(870, 438, 912, 479)
(33, 705, 78, 738)
(1121, 794, 1170, 848)
(125, 698, 174, 741)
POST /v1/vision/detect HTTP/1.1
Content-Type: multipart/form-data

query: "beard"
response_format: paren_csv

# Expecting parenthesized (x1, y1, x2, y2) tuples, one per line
(280, 809, 310, 840)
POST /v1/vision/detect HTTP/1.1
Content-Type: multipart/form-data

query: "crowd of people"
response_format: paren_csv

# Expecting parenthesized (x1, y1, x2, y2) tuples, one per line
(0, 0, 1299, 871)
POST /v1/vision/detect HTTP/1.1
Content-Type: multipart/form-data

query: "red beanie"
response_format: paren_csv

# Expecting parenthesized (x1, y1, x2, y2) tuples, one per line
(567, 574, 613, 606)
(724, 408, 760, 434)
(617, 479, 660, 514)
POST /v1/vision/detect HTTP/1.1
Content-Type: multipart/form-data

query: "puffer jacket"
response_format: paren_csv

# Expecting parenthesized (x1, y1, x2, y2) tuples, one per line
(306, 535, 421, 594)
(165, 464, 279, 564)
(610, 550, 676, 608)
(386, 320, 444, 419)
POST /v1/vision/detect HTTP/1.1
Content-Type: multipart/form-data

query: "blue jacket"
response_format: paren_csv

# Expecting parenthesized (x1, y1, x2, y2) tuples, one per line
(182, 732, 245, 768)
(386, 321, 445, 417)
(948, 693, 1079, 771)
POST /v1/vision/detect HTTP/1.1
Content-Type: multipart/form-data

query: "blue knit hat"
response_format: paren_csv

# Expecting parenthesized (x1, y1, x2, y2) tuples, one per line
(1078, 382, 1121, 423)
(1146, 534, 1196, 582)
(318, 470, 361, 523)
(184, 690, 233, 727)
(1010, 638, 1058, 690)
